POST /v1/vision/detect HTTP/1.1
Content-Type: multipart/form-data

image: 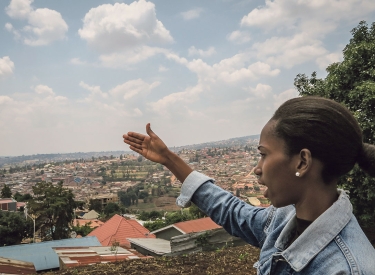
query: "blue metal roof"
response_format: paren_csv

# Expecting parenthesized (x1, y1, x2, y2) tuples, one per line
(0, 236, 101, 271)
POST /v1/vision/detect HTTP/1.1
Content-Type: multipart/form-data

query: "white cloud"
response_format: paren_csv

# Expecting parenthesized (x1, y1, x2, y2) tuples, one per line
(149, 52, 280, 117)
(181, 8, 203, 20)
(5, 0, 32, 19)
(188, 46, 216, 57)
(252, 33, 327, 68)
(0, 95, 14, 105)
(227, 30, 251, 44)
(109, 79, 160, 100)
(239, 0, 375, 70)
(34, 84, 54, 95)
(78, 1, 173, 53)
(0, 56, 15, 79)
(79, 81, 108, 101)
(249, 83, 272, 99)
(99, 46, 166, 68)
(316, 52, 342, 70)
(148, 85, 204, 116)
(5, 0, 68, 46)
(158, 65, 168, 72)
(273, 88, 299, 108)
(70, 58, 87, 66)
(241, 0, 375, 34)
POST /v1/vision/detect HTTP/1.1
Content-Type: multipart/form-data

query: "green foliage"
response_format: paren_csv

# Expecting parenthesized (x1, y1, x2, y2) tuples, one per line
(294, 21, 375, 226)
(143, 219, 167, 232)
(189, 203, 206, 219)
(13, 192, 32, 202)
(104, 202, 120, 217)
(138, 210, 163, 221)
(142, 211, 192, 231)
(71, 222, 94, 237)
(28, 181, 75, 241)
(118, 190, 138, 207)
(75, 201, 85, 210)
(0, 211, 33, 246)
(1, 184, 12, 198)
(89, 199, 102, 213)
(138, 191, 149, 199)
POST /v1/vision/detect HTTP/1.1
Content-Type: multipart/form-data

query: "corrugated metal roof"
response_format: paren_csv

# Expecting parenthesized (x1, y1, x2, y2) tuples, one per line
(0, 236, 101, 271)
(53, 246, 152, 269)
(174, 217, 221, 234)
(0, 256, 36, 274)
(127, 238, 171, 255)
(88, 214, 155, 247)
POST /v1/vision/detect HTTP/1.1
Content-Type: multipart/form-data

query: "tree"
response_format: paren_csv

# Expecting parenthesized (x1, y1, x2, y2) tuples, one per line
(118, 191, 132, 207)
(89, 199, 103, 213)
(71, 222, 94, 237)
(14, 192, 32, 202)
(0, 211, 34, 245)
(104, 202, 120, 217)
(1, 184, 12, 198)
(28, 181, 75, 241)
(294, 21, 375, 226)
(138, 191, 149, 199)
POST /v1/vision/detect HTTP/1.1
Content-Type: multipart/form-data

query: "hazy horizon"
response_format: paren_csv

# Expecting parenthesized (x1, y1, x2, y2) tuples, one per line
(0, 133, 260, 158)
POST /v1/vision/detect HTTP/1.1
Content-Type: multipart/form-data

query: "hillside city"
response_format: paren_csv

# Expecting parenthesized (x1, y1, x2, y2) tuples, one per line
(0, 136, 267, 209)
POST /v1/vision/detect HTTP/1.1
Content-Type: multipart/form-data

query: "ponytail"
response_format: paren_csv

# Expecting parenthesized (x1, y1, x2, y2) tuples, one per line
(357, 143, 375, 177)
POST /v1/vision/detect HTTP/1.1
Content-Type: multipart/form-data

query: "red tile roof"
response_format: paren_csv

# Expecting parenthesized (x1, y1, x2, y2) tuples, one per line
(174, 217, 221, 233)
(88, 214, 155, 247)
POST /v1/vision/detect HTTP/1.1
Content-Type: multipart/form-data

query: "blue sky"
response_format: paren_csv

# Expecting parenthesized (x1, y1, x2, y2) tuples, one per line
(1, 0, 374, 156)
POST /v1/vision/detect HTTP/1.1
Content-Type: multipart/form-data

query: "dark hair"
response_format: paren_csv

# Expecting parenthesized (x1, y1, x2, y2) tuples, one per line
(271, 96, 375, 182)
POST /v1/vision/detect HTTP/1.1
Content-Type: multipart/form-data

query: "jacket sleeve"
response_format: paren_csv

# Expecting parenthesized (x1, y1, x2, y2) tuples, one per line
(176, 171, 274, 247)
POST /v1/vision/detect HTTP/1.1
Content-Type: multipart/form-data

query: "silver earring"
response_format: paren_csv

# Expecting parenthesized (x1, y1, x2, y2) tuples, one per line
(295, 172, 300, 177)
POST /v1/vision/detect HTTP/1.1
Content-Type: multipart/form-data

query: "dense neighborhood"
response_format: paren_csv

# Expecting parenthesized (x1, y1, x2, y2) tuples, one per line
(0, 138, 270, 273)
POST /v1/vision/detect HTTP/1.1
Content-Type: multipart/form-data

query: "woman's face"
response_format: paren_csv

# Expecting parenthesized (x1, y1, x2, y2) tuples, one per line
(255, 120, 304, 207)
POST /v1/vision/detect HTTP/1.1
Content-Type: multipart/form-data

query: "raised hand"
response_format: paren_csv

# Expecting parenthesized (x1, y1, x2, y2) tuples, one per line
(123, 123, 193, 183)
(123, 123, 171, 165)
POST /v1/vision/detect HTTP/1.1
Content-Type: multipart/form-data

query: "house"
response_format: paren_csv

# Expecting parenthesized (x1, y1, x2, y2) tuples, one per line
(126, 238, 171, 257)
(150, 217, 221, 241)
(90, 194, 118, 208)
(82, 210, 100, 219)
(53, 246, 152, 269)
(88, 214, 155, 247)
(0, 236, 101, 272)
(0, 198, 17, 211)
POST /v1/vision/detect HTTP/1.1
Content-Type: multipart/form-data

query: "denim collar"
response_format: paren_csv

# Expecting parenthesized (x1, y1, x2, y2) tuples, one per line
(275, 190, 352, 272)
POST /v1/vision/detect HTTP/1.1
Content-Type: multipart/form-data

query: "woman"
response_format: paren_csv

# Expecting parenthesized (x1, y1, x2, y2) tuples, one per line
(123, 96, 375, 274)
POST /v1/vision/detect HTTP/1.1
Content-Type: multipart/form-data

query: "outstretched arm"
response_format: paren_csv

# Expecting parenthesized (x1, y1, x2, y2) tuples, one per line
(123, 123, 193, 183)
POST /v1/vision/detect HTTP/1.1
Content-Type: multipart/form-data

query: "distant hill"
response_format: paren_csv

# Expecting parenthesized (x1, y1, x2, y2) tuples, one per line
(171, 134, 260, 152)
(0, 134, 260, 167)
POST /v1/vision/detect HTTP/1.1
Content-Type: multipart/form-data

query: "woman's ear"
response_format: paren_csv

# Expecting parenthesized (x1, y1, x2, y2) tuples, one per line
(296, 148, 312, 176)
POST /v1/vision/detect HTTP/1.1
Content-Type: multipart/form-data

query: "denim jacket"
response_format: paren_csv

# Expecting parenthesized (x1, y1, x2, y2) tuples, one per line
(176, 171, 375, 275)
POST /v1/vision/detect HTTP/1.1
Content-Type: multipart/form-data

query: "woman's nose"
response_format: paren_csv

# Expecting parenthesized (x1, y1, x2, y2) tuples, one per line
(254, 167, 261, 176)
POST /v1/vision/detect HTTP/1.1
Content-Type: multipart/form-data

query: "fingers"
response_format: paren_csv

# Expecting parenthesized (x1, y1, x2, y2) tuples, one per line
(124, 131, 146, 141)
(129, 146, 143, 155)
(146, 123, 158, 138)
(123, 135, 143, 145)
(123, 137, 143, 149)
